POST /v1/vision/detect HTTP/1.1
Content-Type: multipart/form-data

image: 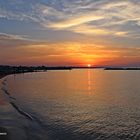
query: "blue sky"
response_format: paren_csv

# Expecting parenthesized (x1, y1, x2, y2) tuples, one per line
(0, 0, 140, 66)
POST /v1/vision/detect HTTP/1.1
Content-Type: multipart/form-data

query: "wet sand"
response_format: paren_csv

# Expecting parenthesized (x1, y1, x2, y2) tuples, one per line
(0, 73, 44, 140)
(0, 74, 8, 140)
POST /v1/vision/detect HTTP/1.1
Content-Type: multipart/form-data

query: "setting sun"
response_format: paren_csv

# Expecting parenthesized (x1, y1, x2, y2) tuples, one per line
(87, 64, 91, 67)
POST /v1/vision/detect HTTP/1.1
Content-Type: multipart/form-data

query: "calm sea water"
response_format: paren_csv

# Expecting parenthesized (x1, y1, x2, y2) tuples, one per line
(0, 69, 140, 140)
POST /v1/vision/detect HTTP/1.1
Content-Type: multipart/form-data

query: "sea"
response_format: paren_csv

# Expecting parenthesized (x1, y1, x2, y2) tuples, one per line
(0, 69, 140, 140)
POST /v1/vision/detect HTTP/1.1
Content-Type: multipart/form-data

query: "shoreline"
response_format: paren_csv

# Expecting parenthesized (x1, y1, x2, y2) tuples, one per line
(0, 74, 8, 79)
(0, 74, 11, 140)
(0, 71, 44, 80)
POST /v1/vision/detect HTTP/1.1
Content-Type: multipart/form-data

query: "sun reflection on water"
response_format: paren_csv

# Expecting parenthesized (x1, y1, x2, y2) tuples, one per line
(87, 69, 92, 94)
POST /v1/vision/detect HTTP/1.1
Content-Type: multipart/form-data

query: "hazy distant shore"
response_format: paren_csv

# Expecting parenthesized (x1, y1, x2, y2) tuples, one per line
(104, 67, 140, 70)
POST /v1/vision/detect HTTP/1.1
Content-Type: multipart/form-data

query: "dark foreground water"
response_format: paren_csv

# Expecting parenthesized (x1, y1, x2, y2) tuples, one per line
(0, 69, 140, 140)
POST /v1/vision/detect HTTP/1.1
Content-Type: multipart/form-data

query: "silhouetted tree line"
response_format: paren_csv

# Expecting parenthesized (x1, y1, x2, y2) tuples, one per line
(0, 65, 47, 74)
(0, 65, 72, 75)
(104, 67, 140, 70)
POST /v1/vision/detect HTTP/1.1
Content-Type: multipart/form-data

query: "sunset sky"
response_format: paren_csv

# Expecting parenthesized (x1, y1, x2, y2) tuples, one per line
(0, 0, 140, 66)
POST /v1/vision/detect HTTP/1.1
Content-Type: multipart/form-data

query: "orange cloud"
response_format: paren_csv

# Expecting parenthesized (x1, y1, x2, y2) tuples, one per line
(0, 40, 140, 66)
